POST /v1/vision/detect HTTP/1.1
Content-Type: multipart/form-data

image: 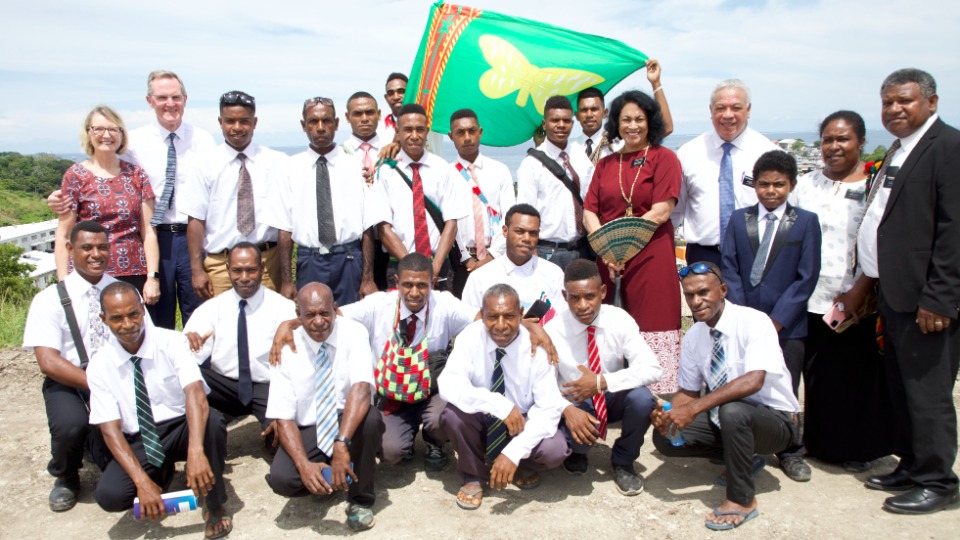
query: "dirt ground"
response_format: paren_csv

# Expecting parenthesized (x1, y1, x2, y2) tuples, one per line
(2, 347, 958, 540)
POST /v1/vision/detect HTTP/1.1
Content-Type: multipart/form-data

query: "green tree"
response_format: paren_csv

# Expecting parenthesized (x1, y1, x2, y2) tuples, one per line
(790, 139, 806, 152)
(0, 243, 39, 302)
(863, 145, 887, 162)
(813, 140, 821, 148)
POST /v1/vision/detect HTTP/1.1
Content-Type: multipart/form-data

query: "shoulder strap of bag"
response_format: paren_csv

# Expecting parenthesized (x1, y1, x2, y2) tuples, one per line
(57, 281, 89, 369)
(526, 148, 584, 206)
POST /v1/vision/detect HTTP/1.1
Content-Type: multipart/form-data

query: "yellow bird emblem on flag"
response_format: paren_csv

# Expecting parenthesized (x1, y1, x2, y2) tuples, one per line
(478, 35, 606, 114)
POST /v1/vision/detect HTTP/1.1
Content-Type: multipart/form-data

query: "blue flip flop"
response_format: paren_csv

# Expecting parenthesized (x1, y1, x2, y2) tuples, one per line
(716, 455, 765, 486)
(705, 507, 760, 531)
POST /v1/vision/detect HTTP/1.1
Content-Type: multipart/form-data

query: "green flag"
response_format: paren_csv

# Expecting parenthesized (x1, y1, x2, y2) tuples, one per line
(405, 1, 649, 147)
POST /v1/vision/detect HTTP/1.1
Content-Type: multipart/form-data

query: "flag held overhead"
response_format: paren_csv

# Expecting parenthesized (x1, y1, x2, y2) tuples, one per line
(406, 1, 650, 147)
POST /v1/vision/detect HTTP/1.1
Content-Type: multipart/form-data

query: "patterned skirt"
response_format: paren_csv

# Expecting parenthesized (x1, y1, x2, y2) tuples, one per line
(642, 329, 682, 394)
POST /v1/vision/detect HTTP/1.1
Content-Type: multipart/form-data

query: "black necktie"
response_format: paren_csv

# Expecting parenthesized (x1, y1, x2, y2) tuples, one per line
(316, 155, 337, 247)
(585, 138, 593, 158)
(237, 298, 253, 406)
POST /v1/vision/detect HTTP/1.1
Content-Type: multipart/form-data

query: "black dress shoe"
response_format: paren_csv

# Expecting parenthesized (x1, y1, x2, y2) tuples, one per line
(865, 469, 914, 491)
(883, 487, 960, 514)
(49, 475, 80, 512)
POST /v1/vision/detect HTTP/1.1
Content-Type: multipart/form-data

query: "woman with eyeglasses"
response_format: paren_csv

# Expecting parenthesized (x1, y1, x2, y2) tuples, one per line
(791, 110, 894, 471)
(54, 105, 160, 304)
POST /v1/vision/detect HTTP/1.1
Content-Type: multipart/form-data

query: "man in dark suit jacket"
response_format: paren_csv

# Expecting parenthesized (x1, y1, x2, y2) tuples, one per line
(721, 150, 821, 483)
(859, 68, 960, 514)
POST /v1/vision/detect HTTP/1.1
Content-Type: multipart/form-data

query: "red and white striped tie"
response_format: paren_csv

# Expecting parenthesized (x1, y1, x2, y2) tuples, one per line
(467, 164, 488, 261)
(587, 325, 608, 439)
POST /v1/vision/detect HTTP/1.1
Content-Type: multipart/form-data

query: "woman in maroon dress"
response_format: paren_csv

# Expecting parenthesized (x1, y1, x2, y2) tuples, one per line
(584, 90, 682, 393)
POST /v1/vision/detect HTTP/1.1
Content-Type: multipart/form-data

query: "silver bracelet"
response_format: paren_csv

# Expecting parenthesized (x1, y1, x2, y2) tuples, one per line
(596, 374, 603, 394)
(653, 86, 664, 94)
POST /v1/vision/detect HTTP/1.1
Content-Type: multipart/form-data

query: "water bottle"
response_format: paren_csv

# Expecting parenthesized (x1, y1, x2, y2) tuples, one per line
(661, 402, 686, 446)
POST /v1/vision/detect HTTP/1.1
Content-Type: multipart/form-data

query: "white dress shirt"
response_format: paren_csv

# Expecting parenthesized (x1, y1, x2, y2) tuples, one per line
(182, 286, 296, 383)
(438, 321, 567, 465)
(791, 170, 867, 314)
(573, 133, 622, 162)
(377, 116, 396, 145)
(857, 114, 939, 279)
(679, 302, 800, 413)
(266, 145, 388, 251)
(23, 271, 118, 367)
(449, 153, 516, 261)
(340, 290, 477, 364)
(266, 318, 375, 426)
(88, 326, 209, 433)
(461, 255, 566, 314)
(342, 133, 386, 157)
(123, 120, 217, 225)
(180, 142, 288, 252)
(376, 149, 470, 254)
(672, 127, 780, 245)
(546, 305, 662, 393)
(516, 139, 595, 243)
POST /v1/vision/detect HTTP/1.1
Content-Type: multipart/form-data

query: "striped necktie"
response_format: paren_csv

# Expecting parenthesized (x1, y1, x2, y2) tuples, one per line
(708, 329, 729, 428)
(151, 132, 177, 227)
(559, 151, 585, 236)
(314, 342, 338, 457)
(130, 355, 166, 468)
(486, 347, 509, 464)
(410, 163, 432, 257)
(587, 326, 608, 440)
(467, 164, 488, 261)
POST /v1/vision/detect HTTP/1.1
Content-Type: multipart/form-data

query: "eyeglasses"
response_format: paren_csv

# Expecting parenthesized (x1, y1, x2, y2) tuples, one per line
(220, 91, 255, 107)
(303, 96, 335, 108)
(678, 263, 724, 283)
(88, 126, 123, 136)
(150, 94, 185, 103)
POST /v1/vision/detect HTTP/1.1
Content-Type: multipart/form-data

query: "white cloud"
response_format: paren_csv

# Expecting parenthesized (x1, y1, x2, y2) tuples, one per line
(1, 0, 958, 153)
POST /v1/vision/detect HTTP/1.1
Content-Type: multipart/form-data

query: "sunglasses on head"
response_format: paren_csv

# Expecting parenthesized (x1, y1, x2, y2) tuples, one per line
(678, 263, 724, 283)
(303, 96, 335, 108)
(220, 91, 255, 108)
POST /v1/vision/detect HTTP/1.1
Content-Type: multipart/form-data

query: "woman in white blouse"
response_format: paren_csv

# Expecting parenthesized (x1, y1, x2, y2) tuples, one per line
(792, 111, 894, 471)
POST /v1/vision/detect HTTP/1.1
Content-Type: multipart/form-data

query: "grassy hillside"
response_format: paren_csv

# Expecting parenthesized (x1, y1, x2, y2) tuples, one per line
(0, 189, 55, 227)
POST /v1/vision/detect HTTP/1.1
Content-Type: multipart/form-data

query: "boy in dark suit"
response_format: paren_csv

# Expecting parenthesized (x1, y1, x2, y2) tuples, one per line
(720, 150, 821, 483)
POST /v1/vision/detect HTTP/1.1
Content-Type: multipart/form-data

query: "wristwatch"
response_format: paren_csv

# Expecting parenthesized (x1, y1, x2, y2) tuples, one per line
(334, 435, 352, 449)
(147, 271, 160, 279)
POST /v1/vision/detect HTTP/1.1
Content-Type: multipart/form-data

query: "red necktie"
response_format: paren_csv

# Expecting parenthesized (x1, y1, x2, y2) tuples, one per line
(359, 142, 374, 180)
(410, 163, 433, 257)
(385, 114, 397, 130)
(467, 164, 488, 261)
(587, 325, 608, 440)
(406, 314, 418, 347)
(559, 151, 585, 236)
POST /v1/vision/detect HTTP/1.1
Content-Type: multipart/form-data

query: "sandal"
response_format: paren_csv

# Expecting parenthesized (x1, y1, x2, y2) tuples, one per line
(456, 484, 483, 510)
(512, 472, 541, 490)
(704, 506, 759, 531)
(203, 507, 233, 539)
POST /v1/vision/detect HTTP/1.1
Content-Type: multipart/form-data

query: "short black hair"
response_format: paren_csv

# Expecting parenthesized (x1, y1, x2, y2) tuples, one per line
(347, 91, 377, 109)
(881, 68, 936, 98)
(543, 95, 573, 114)
(386, 72, 408, 85)
(753, 150, 797, 183)
(227, 241, 262, 266)
(397, 103, 427, 119)
(564, 259, 600, 283)
(99, 280, 141, 310)
(576, 87, 604, 106)
(819, 110, 866, 141)
(70, 220, 107, 243)
(449, 108, 478, 125)
(397, 252, 433, 276)
(605, 90, 667, 147)
(504, 203, 540, 227)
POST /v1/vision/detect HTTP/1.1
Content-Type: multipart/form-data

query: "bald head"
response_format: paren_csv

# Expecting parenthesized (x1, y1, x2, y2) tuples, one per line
(297, 282, 336, 343)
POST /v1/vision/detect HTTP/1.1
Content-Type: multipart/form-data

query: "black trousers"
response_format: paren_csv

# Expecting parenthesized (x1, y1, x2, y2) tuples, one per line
(775, 338, 805, 461)
(95, 411, 228, 512)
(880, 292, 960, 492)
(653, 401, 797, 505)
(266, 407, 384, 508)
(201, 367, 271, 430)
(562, 386, 656, 467)
(684, 243, 722, 267)
(42, 377, 109, 477)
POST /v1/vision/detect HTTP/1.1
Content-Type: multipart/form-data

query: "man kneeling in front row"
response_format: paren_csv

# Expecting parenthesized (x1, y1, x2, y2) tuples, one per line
(265, 283, 384, 531)
(89, 282, 232, 539)
(438, 283, 570, 510)
(651, 262, 801, 531)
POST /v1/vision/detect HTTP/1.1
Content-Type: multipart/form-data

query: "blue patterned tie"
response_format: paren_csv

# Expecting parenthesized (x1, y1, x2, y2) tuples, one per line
(151, 132, 177, 227)
(486, 347, 509, 464)
(237, 299, 253, 406)
(718, 142, 735, 245)
(314, 343, 338, 457)
(750, 213, 778, 286)
(708, 329, 729, 428)
(130, 356, 166, 468)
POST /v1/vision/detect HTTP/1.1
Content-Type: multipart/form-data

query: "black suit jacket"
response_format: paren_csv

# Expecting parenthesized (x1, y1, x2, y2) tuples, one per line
(877, 117, 960, 317)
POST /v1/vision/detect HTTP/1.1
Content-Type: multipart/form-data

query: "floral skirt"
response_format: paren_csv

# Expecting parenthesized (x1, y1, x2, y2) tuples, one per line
(642, 329, 681, 394)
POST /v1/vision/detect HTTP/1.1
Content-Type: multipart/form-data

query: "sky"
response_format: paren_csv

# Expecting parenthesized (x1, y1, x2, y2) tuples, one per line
(1, 0, 957, 155)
